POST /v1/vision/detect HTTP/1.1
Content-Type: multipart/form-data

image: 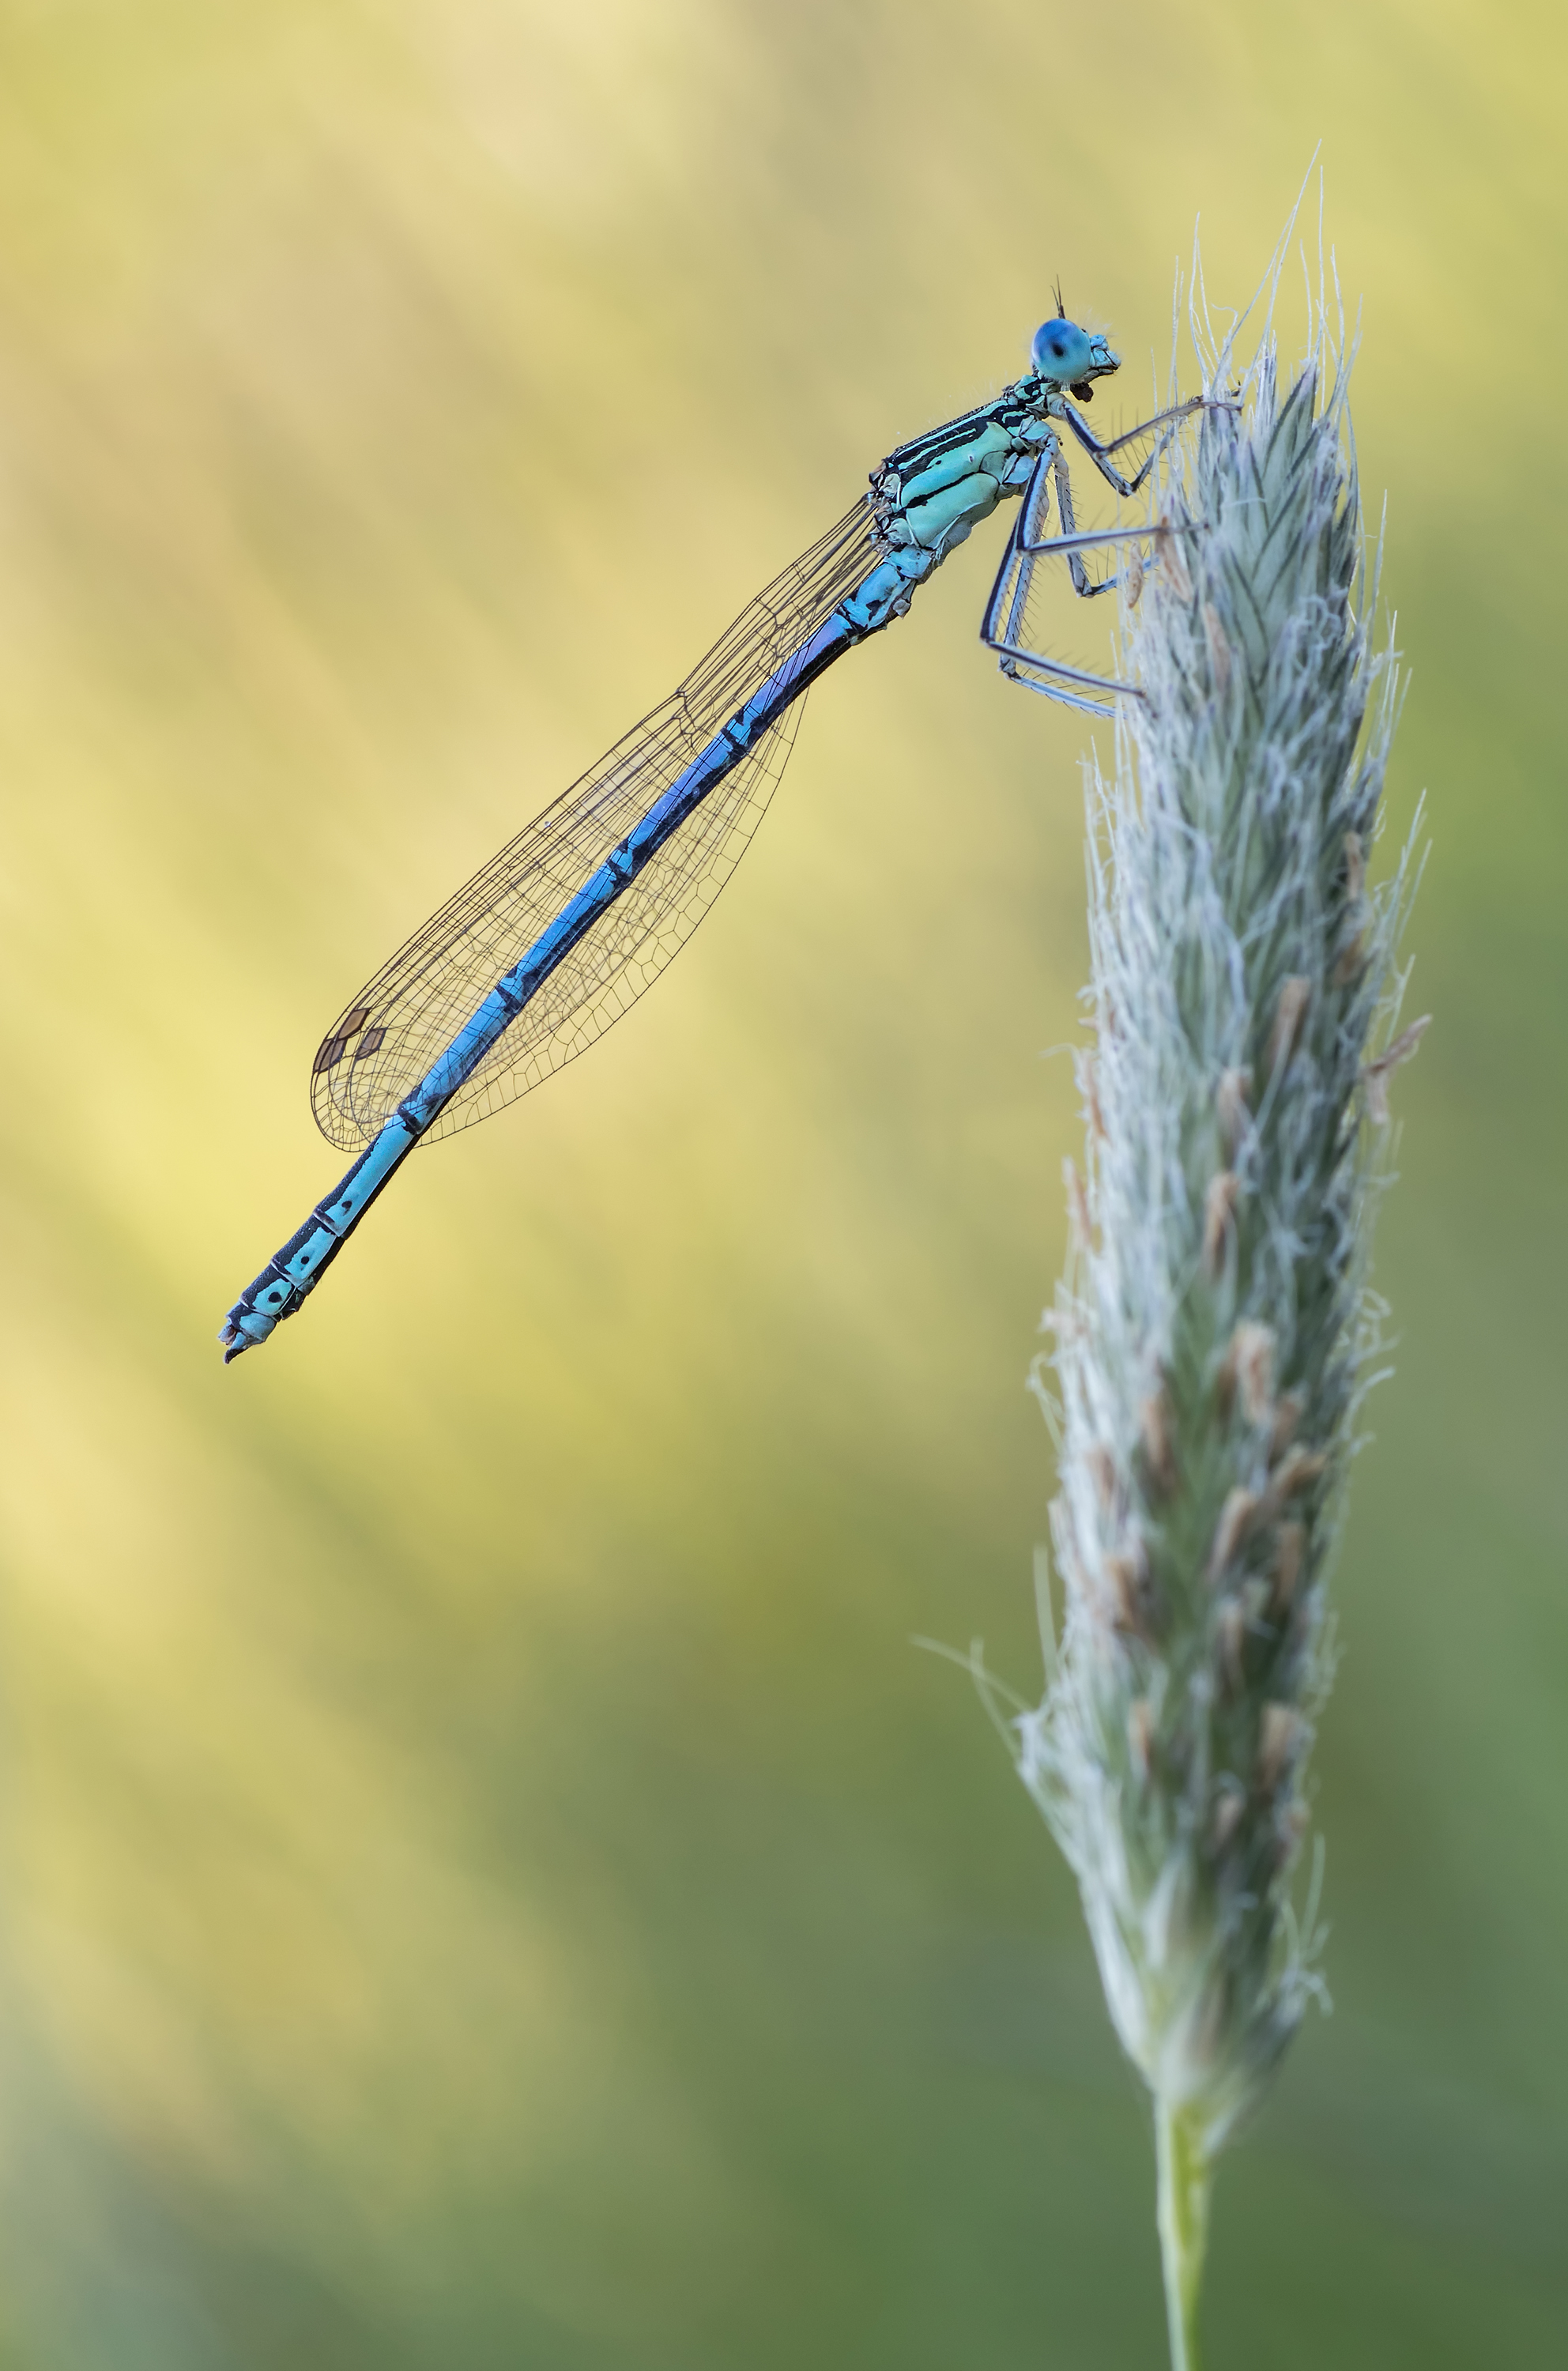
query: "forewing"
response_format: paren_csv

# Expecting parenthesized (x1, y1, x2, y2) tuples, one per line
(324, 707, 804, 1148)
(311, 498, 884, 1152)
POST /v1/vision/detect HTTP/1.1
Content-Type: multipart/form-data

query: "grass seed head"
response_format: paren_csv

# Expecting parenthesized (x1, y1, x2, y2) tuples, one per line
(1011, 245, 1423, 2166)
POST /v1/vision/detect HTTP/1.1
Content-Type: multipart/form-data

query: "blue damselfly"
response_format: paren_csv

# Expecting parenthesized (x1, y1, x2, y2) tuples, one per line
(220, 307, 1200, 1359)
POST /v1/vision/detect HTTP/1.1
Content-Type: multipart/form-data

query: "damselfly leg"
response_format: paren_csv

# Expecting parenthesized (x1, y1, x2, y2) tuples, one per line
(1059, 394, 1210, 499)
(982, 396, 1212, 713)
(981, 451, 1151, 714)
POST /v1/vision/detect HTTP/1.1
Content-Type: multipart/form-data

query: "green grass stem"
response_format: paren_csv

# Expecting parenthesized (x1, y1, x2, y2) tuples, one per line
(1156, 2098, 1212, 2371)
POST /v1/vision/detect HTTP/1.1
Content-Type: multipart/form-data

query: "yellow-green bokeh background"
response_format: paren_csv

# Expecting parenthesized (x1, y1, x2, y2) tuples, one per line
(2, 3, 1563, 2363)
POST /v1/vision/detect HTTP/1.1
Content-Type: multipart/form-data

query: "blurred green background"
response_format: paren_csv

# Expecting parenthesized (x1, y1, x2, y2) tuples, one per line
(0, 2, 1562, 2364)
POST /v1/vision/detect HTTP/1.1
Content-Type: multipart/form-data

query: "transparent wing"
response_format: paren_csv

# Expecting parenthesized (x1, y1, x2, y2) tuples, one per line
(311, 498, 884, 1152)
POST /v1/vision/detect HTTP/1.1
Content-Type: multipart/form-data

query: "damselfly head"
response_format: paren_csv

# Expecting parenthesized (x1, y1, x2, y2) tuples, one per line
(1031, 315, 1119, 402)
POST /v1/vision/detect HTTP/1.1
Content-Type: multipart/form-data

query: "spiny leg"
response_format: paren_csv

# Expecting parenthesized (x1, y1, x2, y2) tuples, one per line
(993, 443, 1056, 652)
(1004, 518, 1200, 687)
(1061, 393, 1213, 498)
(981, 455, 1205, 711)
(979, 464, 1142, 714)
(982, 603, 1140, 712)
(997, 665, 1122, 720)
(1052, 452, 1118, 598)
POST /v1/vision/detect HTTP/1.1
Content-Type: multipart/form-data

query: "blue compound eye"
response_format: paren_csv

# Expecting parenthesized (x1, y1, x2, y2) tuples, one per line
(1031, 318, 1092, 383)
